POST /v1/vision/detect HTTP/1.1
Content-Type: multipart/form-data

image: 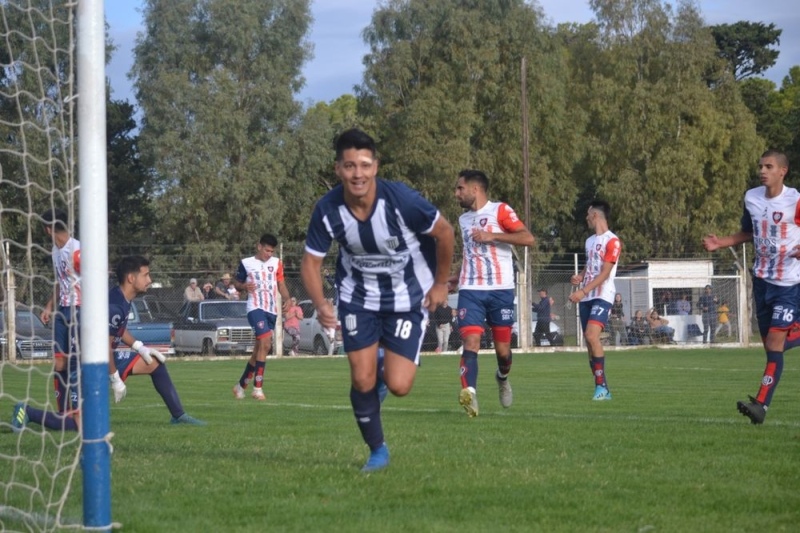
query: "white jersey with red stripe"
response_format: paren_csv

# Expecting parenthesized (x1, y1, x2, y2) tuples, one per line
(235, 256, 285, 314)
(579, 231, 621, 304)
(743, 185, 800, 286)
(458, 201, 526, 291)
(52, 237, 81, 307)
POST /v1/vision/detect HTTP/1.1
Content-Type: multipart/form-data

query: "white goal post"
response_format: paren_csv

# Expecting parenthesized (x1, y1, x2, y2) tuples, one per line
(0, 0, 111, 530)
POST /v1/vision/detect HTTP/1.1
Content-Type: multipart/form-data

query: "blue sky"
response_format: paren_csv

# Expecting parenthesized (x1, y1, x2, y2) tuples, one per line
(106, 0, 800, 106)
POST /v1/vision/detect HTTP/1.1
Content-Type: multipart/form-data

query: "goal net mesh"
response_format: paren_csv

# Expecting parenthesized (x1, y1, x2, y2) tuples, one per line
(1, 1, 84, 530)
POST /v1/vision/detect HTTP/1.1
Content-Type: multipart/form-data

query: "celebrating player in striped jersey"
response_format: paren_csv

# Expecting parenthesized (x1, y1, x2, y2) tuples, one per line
(704, 150, 800, 424)
(231, 234, 292, 401)
(453, 170, 536, 418)
(569, 200, 621, 401)
(301, 128, 455, 472)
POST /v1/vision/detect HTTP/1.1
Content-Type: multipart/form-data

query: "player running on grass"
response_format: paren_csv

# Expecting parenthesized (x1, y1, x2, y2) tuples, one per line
(568, 200, 621, 401)
(453, 170, 536, 417)
(301, 128, 454, 472)
(230, 233, 292, 401)
(704, 150, 800, 424)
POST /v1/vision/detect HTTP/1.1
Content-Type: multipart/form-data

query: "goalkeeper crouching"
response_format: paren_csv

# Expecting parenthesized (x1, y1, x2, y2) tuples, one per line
(12, 255, 205, 433)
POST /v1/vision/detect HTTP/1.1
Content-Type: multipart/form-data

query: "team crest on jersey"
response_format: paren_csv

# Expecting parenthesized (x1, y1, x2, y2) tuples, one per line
(772, 212, 783, 224)
(596, 244, 602, 251)
(479, 218, 488, 227)
(268, 266, 274, 273)
(385, 236, 399, 250)
(345, 313, 358, 336)
(458, 308, 467, 320)
(110, 314, 122, 328)
(257, 320, 265, 329)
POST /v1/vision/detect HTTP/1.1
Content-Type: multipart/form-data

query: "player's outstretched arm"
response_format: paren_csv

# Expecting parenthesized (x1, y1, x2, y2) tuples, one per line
(703, 231, 752, 252)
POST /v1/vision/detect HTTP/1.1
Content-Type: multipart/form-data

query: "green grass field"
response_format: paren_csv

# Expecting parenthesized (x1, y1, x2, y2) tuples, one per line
(2, 348, 799, 532)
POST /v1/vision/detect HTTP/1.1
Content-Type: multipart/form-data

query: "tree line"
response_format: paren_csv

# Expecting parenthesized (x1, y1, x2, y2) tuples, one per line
(1, 0, 798, 279)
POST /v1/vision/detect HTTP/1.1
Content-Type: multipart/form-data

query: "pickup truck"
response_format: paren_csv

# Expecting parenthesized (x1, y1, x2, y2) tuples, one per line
(172, 300, 255, 355)
(115, 297, 175, 355)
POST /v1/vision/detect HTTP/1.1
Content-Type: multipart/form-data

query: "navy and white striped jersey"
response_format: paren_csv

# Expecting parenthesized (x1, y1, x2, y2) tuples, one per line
(305, 179, 441, 312)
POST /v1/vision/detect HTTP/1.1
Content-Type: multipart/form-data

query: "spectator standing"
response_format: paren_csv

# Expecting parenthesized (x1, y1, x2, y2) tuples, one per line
(568, 200, 622, 401)
(184, 278, 204, 302)
(703, 149, 800, 424)
(533, 288, 555, 346)
(698, 285, 718, 344)
(675, 294, 691, 315)
(715, 301, 733, 338)
(609, 293, 628, 346)
(453, 169, 536, 418)
(432, 301, 454, 353)
(283, 297, 303, 356)
(300, 128, 455, 472)
(201, 281, 215, 300)
(231, 234, 292, 401)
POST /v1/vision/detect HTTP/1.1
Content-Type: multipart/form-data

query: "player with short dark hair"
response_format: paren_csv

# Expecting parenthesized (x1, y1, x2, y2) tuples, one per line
(569, 200, 621, 401)
(39, 208, 81, 416)
(231, 233, 292, 401)
(13, 255, 205, 432)
(704, 150, 799, 424)
(453, 169, 536, 417)
(301, 128, 455, 472)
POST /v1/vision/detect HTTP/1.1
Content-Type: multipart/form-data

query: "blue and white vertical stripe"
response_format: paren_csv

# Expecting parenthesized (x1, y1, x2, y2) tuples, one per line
(305, 180, 439, 313)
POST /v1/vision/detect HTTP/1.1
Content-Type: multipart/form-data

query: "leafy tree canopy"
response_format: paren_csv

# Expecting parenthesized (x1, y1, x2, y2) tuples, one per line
(711, 21, 781, 80)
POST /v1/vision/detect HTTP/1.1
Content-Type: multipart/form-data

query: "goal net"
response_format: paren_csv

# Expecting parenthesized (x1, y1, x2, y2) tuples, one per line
(1, 0, 110, 530)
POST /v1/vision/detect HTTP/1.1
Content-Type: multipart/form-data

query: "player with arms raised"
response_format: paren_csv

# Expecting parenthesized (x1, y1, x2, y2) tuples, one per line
(301, 128, 455, 472)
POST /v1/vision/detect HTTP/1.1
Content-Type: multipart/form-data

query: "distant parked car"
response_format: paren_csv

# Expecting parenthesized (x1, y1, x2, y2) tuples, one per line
(0, 307, 55, 360)
(283, 300, 340, 355)
(172, 300, 254, 355)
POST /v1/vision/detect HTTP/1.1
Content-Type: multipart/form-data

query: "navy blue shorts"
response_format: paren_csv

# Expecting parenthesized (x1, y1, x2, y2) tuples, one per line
(456, 289, 515, 332)
(752, 276, 800, 337)
(247, 309, 276, 339)
(113, 350, 143, 380)
(54, 305, 80, 357)
(579, 299, 612, 332)
(338, 302, 427, 364)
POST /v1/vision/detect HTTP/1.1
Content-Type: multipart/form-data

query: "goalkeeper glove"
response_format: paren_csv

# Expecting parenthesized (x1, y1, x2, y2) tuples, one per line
(131, 340, 166, 364)
(109, 371, 126, 403)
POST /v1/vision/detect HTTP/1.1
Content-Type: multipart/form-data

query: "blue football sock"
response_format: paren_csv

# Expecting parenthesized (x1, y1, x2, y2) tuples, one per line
(26, 405, 78, 432)
(460, 350, 478, 389)
(151, 364, 185, 419)
(496, 352, 512, 377)
(756, 351, 784, 407)
(590, 356, 607, 388)
(239, 363, 255, 389)
(350, 385, 384, 451)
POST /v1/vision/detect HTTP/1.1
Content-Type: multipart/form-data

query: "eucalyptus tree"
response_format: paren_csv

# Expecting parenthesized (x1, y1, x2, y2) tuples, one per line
(132, 0, 312, 269)
(567, 0, 763, 260)
(357, 0, 584, 256)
